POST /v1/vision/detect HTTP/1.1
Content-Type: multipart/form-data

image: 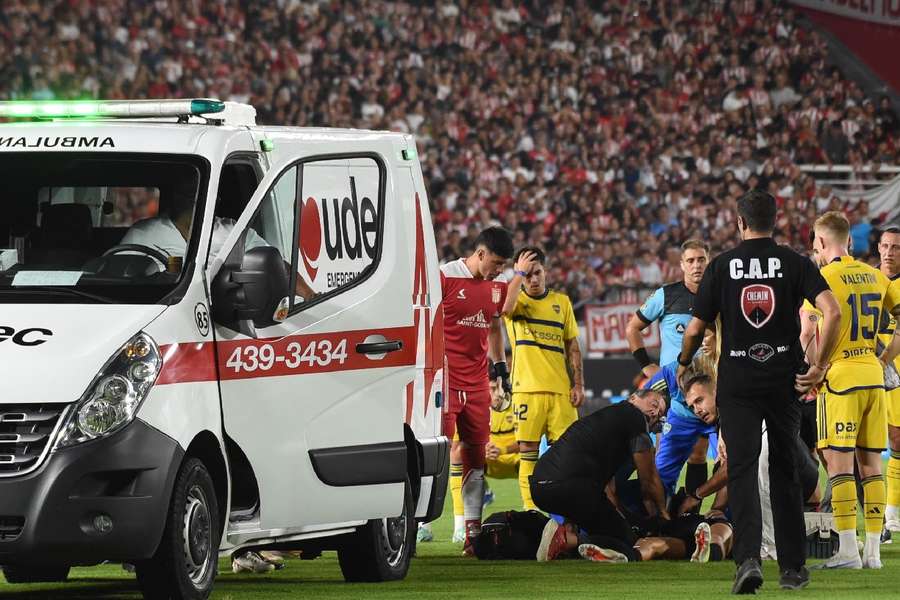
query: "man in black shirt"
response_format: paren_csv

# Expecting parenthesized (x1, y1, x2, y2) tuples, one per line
(530, 389, 668, 562)
(677, 189, 840, 594)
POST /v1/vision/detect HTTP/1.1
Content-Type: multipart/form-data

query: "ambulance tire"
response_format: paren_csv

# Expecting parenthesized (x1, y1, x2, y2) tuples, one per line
(2, 566, 70, 583)
(337, 477, 415, 582)
(135, 457, 220, 600)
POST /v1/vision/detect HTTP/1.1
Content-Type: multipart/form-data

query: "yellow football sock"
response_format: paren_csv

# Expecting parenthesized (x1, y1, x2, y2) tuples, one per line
(831, 474, 858, 533)
(862, 474, 886, 535)
(886, 452, 900, 510)
(450, 463, 463, 517)
(518, 450, 538, 510)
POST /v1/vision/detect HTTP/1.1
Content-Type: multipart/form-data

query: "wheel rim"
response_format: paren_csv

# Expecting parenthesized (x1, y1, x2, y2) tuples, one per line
(182, 484, 212, 586)
(381, 512, 408, 568)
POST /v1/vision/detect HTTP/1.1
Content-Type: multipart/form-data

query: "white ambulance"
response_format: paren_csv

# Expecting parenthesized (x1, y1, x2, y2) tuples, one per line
(0, 99, 448, 599)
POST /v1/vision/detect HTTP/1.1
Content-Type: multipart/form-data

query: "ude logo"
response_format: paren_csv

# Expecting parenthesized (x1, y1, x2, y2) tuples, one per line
(299, 176, 378, 282)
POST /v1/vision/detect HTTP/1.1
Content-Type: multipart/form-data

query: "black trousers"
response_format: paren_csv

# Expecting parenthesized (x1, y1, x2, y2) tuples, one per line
(530, 477, 640, 561)
(718, 384, 806, 570)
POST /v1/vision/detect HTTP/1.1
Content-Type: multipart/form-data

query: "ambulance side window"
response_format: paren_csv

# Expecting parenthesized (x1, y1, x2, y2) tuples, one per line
(244, 155, 384, 310)
(248, 166, 297, 261)
(297, 156, 383, 297)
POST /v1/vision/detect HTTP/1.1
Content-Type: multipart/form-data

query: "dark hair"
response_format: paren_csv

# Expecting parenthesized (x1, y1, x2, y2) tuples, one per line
(683, 373, 714, 395)
(881, 225, 900, 239)
(514, 245, 546, 265)
(632, 387, 668, 413)
(474, 226, 514, 259)
(737, 189, 777, 233)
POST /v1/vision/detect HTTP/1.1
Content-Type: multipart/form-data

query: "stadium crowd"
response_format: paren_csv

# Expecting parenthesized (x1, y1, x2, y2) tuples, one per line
(1, 0, 899, 308)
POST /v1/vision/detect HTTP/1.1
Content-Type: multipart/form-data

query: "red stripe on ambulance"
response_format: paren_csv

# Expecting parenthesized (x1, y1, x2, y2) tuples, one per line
(157, 326, 416, 385)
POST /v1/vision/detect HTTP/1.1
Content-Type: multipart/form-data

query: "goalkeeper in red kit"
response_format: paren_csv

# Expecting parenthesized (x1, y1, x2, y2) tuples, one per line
(440, 226, 517, 554)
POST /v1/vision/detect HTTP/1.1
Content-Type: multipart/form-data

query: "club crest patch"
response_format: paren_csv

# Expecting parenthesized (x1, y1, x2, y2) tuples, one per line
(749, 343, 775, 363)
(492, 286, 501, 304)
(741, 284, 775, 329)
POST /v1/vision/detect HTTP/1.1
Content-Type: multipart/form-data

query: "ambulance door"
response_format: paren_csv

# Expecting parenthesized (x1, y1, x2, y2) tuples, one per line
(211, 150, 413, 532)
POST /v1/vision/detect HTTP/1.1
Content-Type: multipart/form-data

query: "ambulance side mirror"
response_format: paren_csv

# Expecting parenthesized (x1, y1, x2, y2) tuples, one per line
(211, 246, 290, 333)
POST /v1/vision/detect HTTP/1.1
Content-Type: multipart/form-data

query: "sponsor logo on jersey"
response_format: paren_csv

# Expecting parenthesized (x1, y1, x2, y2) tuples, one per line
(676, 323, 686, 334)
(457, 310, 490, 329)
(457, 288, 466, 299)
(741, 284, 775, 329)
(749, 343, 775, 363)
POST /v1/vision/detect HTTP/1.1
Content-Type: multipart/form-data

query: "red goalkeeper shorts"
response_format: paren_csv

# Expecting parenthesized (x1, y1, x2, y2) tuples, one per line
(443, 387, 490, 445)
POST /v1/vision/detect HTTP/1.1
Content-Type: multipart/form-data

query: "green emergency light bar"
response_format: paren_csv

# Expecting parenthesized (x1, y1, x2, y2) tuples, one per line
(0, 99, 226, 119)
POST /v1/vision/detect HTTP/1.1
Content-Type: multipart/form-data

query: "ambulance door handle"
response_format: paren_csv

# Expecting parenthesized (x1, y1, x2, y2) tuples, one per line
(356, 340, 403, 354)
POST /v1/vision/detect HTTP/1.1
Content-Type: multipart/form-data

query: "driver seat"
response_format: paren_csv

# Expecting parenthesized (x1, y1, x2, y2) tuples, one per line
(29, 204, 94, 268)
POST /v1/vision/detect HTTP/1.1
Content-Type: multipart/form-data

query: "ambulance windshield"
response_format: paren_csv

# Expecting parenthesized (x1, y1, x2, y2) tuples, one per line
(0, 152, 208, 304)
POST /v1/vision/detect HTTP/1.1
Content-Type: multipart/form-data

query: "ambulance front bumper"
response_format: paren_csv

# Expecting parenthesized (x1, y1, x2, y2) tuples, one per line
(0, 419, 182, 566)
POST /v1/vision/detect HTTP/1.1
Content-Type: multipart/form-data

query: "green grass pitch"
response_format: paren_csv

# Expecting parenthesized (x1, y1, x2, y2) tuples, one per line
(2, 476, 897, 599)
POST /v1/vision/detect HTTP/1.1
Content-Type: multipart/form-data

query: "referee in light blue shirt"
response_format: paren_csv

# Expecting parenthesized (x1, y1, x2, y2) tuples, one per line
(625, 239, 711, 499)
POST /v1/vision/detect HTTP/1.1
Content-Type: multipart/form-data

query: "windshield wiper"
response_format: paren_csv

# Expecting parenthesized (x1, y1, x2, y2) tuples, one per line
(0, 286, 115, 304)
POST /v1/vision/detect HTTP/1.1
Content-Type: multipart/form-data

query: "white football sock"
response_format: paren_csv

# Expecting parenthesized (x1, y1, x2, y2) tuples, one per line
(838, 530, 860, 558)
(461, 468, 485, 522)
(453, 515, 465, 532)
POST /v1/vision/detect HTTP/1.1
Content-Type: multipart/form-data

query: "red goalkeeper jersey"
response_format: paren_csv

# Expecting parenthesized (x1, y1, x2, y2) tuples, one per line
(440, 259, 507, 392)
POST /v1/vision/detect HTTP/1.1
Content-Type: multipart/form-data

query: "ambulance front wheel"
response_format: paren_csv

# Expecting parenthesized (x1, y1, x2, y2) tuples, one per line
(337, 477, 415, 582)
(135, 457, 220, 600)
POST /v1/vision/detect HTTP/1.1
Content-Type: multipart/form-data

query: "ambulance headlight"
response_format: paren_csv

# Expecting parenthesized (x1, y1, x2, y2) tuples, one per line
(56, 333, 161, 448)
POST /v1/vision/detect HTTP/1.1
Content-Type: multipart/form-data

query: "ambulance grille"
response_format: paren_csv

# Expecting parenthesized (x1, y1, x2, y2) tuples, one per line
(0, 404, 68, 477)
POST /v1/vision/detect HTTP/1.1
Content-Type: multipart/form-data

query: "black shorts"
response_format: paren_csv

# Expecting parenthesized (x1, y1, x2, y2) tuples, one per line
(799, 399, 817, 450)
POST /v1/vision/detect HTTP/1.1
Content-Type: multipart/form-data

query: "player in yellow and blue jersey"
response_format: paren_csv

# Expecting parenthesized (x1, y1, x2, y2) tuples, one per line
(805, 212, 900, 570)
(502, 246, 583, 510)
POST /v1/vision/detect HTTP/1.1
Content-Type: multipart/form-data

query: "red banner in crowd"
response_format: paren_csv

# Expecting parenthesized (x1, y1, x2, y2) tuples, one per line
(585, 304, 660, 357)
(789, 0, 900, 26)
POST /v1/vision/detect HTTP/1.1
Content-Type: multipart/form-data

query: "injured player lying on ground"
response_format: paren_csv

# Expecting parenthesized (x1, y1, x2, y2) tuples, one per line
(566, 372, 817, 565)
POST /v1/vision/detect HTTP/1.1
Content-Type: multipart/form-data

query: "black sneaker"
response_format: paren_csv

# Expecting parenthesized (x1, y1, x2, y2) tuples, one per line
(779, 566, 810, 590)
(732, 558, 763, 595)
(881, 527, 892, 544)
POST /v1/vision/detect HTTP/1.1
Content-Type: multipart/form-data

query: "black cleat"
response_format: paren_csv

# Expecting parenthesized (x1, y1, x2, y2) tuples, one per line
(732, 558, 763, 595)
(779, 566, 810, 590)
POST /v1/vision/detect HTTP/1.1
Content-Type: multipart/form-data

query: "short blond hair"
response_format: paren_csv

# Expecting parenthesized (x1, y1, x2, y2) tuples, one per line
(681, 239, 709, 255)
(814, 211, 850, 242)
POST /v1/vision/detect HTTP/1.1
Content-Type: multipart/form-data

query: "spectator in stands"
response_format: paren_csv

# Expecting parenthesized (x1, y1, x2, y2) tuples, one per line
(1, 0, 895, 303)
(849, 204, 873, 257)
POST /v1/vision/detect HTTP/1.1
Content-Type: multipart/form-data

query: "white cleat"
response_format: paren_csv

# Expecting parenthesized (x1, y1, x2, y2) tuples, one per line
(691, 521, 711, 563)
(232, 551, 275, 574)
(451, 528, 465, 543)
(863, 556, 883, 569)
(812, 554, 862, 570)
(578, 544, 628, 564)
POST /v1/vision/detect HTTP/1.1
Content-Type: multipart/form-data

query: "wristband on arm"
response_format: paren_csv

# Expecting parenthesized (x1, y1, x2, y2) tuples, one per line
(632, 347, 652, 369)
(677, 354, 692, 367)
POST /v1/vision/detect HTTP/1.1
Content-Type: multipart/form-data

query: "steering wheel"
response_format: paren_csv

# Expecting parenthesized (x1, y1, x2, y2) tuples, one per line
(103, 244, 172, 267)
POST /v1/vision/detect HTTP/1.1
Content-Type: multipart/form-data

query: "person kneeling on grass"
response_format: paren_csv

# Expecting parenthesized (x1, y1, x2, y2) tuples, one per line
(532, 389, 668, 563)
